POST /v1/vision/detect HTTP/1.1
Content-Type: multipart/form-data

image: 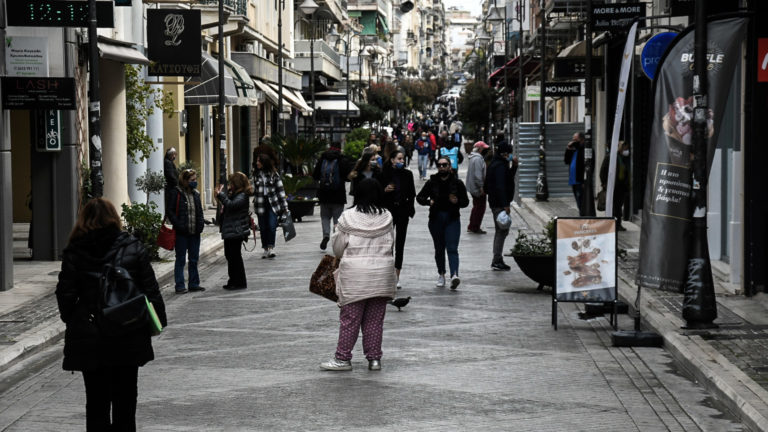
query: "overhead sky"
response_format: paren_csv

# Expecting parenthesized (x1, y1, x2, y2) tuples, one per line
(443, 0, 482, 18)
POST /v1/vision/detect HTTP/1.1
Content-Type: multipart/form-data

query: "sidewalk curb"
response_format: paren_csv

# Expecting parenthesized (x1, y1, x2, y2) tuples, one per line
(617, 277, 768, 432)
(520, 199, 768, 431)
(0, 237, 224, 374)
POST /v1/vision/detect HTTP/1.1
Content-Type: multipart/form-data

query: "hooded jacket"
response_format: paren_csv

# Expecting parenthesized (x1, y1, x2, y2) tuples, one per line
(465, 151, 486, 197)
(312, 149, 352, 204)
(55, 228, 167, 371)
(485, 154, 518, 208)
(331, 208, 397, 306)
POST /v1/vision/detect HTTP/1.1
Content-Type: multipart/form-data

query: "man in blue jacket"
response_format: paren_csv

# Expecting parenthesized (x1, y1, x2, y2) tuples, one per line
(484, 140, 518, 271)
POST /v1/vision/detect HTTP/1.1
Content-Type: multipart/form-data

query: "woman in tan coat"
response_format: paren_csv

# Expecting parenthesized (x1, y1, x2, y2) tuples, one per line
(321, 178, 397, 371)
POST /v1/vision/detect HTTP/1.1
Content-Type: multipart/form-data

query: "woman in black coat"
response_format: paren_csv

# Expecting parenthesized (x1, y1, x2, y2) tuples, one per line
(348, 150, 383, 196)
(380, 149, 416, 288)
(167, 169, 205, 293)
(216, 171, 253, 290)
(56, 198, 167, 432)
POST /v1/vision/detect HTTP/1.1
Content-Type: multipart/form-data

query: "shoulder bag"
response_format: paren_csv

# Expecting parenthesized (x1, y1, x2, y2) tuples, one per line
(309, 255, 339, 302)
(157, 193, 180, 250)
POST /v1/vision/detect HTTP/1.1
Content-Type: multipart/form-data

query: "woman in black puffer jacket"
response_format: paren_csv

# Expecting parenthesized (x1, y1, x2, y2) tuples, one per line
(56, 198, 167, 432)
(167, 169, 205, 294)
(216, 171, 253, 290)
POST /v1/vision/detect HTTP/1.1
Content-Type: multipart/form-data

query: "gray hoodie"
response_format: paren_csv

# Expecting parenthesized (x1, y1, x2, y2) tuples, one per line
(465, 151, 486, 197)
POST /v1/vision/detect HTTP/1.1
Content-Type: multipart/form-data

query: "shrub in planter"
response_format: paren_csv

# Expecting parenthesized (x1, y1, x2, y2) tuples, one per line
(511, 219, 555, 289)
(121, 202, 163, 260)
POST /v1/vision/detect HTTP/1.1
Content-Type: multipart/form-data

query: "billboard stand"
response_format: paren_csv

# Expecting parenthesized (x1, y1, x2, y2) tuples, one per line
(552, 217, 618, 331)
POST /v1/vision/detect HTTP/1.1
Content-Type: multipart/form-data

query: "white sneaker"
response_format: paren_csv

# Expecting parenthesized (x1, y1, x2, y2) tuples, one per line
(436, 275, 446, 287)
(450, 275, 461, 290)
(396, 279, 402, 289)
(320, 357, 352, 371)
(261, 249, 268, 259)
(268, 247, 276, 259)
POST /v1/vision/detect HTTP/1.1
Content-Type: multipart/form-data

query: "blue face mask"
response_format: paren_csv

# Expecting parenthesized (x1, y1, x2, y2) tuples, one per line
(395, 162, 404, 169)
(507, 154, 515, 162)
(189, 181, 198, 189)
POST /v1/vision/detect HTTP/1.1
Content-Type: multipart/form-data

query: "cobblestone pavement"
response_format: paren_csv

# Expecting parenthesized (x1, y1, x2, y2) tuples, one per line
(0, 179, 746, 431)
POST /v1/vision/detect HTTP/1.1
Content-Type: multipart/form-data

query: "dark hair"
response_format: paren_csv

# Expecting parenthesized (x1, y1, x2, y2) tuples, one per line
(352, 178, 385, 214)
(354, 151, 375, 173)
(69, 198, 122, 242)
(228, 171, 254, 196)
(575, 131, 585, 140)
(436, 156, 451, 166)
(256, 153, 276, 173)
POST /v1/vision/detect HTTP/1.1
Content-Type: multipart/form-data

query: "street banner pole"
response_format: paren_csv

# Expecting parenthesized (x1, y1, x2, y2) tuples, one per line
(606, 22, 638, 217)
(218, 0, 227, 186)
(535, 0, 548, 201)
(88, 0, 104, 197)
(582, 0, 595, 216)
(0, 0, 14, 290)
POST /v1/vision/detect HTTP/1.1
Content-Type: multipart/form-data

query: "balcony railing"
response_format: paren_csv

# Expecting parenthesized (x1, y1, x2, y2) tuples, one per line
(198, 0, 248, 16)
(295, 40, 341, 67)
(231, 52, 303, 89)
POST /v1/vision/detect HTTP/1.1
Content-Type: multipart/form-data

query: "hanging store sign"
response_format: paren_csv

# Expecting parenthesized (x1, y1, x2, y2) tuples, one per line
(544, 82, 582, 97)
(34, 110, 61, 152)
(147, 9, 202, 76)
(5, 37, 48, 77)
(1, 77, 76, 110)
(592, 3, 645, 31)
(640, 32, 677, 80)
(553, 57, 603, 79)
(6, 1, 114, 28)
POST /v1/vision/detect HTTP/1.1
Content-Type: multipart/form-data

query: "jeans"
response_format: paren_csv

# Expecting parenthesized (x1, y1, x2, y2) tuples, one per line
(571, 184, 584, 215)
(491, 207, 510, 263)
(335, 297, 388, 361)
(393, 211, 409, 270)
(82, 366, 139, 432)
(224, 237, 246, 287)
(320, 203, 344, 238)
(418, 154, 429, 178)
(428, 211, 461, 276)
(467, 194, 486, 232)
(175, 234, 200, 291)
(257, 206, 278, 249)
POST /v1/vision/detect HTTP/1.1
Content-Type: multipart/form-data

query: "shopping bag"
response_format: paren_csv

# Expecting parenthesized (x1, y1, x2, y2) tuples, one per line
(157, 220, 175, 251)
(282, 213, 296, 242)
(309, 255, 340, 302)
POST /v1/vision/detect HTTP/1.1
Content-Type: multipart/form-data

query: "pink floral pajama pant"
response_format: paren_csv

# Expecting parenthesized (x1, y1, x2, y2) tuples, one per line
(335, 297, 388, 361)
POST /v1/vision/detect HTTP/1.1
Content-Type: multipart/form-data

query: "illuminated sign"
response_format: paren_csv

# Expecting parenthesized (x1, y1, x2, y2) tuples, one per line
(6, 1, 114, 28)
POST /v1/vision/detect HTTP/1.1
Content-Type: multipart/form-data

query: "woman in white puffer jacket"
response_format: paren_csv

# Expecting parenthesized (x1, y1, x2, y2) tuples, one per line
(320, 178, 397, 372)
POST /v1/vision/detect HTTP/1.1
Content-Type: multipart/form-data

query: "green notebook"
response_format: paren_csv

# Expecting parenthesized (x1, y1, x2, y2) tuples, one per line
(145, 296, 163, 336)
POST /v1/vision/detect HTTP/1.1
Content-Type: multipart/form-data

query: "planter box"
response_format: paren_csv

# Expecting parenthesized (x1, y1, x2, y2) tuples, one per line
(287, 200, 316, 222)
(512, 254, 554, 290)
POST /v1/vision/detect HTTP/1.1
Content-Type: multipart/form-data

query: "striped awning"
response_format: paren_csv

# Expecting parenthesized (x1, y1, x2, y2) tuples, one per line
(184, 53, 259, 106)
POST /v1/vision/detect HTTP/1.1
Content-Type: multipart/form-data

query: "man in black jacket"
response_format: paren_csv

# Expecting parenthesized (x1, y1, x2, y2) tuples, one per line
(313, 144, 352, 250)
(564, 132, 586, 214)
(485, 141, 518, 271)
(164, 147, 178, 207)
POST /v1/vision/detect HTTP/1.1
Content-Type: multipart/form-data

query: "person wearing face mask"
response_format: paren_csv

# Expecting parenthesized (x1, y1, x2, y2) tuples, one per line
(485, 142, 518, 270)
(349, 149, 383, 196)
(466, 141, 490, 234)
(166, 169, 205, 294)
(415, 131, 431, 180)
(216, 172, 254, 290)
(381, 150, 416, 289)
(417, 156, 470, 289)
(600, 140, 630, 231)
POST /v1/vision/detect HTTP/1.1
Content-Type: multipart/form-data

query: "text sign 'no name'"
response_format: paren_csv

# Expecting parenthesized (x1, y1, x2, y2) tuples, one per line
(6, 1, 114, 28)
(544, 82, 582, 97)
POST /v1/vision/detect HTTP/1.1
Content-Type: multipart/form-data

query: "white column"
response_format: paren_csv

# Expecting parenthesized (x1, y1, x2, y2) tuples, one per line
(146, 85, 165, 214)
(100, 59, 130, 209)
(729, 148, 743, 285)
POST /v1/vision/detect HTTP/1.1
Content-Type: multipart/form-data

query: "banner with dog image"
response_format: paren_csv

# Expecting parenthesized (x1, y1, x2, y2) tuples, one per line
(637, 16, 748, 291)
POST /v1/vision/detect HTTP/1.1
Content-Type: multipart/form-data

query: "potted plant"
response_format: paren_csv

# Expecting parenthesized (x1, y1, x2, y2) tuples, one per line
(281, 174, 317, 222)
(510, 219, 555, 290)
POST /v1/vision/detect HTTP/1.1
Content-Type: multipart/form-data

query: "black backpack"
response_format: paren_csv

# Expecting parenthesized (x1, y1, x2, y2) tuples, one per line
(94, 245, 149, 336)
(319, 158, 340, 191)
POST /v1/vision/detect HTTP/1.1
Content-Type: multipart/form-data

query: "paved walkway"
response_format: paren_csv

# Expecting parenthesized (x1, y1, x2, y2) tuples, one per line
(0, 180, 752, 431)
(519, 196, 768, 432)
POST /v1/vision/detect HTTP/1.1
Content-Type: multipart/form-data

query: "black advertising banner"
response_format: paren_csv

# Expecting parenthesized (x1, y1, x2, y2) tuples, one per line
(637, 17, 748, 291)
(544, 82, 582, 97)
(147, 9, 201, 76)
(1, 77, 76, 110)
(592, 2, 645, 31)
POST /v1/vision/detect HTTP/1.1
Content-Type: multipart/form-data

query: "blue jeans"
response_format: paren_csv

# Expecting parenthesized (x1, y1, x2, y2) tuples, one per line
(428, 211, 461, 276)
(571, 184, 584, 215)
(257, 206, 278, 249)
(175, 233, 200, 291)
(418, 154, 429, 178)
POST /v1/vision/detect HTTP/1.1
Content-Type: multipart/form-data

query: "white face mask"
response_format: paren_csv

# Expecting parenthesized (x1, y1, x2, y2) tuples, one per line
(621, 150, 630, 157)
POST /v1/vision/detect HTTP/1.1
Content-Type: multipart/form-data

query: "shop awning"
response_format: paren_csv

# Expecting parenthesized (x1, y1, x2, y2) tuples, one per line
(253, 80, 291, 112)
(98, 36, 149, 65)
(223, 58, 262, 106)
(312, 98, 360, 116)
(488, 55, 540, 88)
(268, 84, 314, 116)
(184, 53, 258, 106)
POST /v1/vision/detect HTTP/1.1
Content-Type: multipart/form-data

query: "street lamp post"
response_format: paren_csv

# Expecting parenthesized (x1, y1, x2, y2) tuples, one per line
(277, 0, 286, 136)
(298, 0, 320, 138)
(535, 0, 549, 201)
(582, 0, 596, 215)
(218, 0, 227, 185)
(338, 30, 361, 132)
(488, 6, 505, 145)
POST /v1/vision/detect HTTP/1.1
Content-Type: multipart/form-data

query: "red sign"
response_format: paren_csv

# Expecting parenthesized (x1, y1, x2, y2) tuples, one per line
(759, 38, 768, 82)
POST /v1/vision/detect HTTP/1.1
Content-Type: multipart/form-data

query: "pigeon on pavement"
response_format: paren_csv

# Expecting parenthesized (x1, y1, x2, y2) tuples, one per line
(388, 296, 411, 311)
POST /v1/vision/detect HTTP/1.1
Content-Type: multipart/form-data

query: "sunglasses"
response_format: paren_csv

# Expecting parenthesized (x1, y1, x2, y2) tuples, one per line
(437, 163, 450, 168)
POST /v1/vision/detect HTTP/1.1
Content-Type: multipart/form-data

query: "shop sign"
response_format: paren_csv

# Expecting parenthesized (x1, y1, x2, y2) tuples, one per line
(759, 39, 768, 83)
(147, 9, 202, 76)
(6, 1, 114, 28)
(544, 82, 582, 97)
(553, 57, 603, 79)
(5, 37, 48, 77)
(640, 32, 677, 80)
(592, 2, 645, 31)
(35, 110, 61, 152)
(1, 77, 76, 110)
